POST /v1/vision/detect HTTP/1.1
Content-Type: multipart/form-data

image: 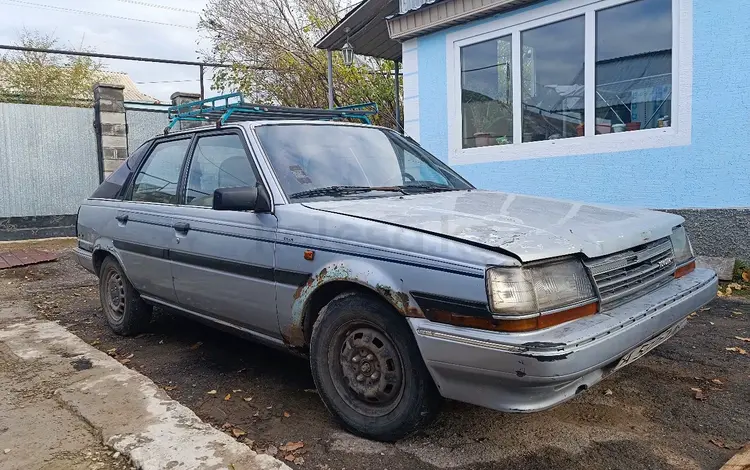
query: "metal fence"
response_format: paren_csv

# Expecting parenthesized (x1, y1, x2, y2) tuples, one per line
(0, 102, 99, 218)
(125, 107, 169, 153)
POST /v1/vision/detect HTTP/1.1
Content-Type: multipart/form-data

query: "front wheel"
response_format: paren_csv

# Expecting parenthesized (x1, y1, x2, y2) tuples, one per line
(310, 293, 441, 441)
(98, 256, 152, 336)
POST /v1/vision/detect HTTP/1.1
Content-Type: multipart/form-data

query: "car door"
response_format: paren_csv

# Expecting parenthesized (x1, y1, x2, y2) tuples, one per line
(168, 130, 280, 339)
(114, 136, 192, 303)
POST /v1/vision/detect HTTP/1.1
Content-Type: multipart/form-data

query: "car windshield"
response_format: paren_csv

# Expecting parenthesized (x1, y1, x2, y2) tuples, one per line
(254, 124, 473, 200)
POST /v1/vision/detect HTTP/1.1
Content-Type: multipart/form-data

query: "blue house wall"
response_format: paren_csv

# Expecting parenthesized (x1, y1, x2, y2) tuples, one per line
(411, 0, 749, 209)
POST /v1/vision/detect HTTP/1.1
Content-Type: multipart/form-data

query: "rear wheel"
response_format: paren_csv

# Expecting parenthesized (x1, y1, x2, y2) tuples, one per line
(98, 256, 152, 336)
(310, 293, 441, 441)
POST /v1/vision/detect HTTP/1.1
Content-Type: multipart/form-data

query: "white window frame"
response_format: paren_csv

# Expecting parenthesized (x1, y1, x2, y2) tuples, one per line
(445, 0, 692, 165)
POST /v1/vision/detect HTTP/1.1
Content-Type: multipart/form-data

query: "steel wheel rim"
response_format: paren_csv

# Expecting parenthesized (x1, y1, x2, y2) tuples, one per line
(328, 322, 405, 417)
(104, 269, 126, 320)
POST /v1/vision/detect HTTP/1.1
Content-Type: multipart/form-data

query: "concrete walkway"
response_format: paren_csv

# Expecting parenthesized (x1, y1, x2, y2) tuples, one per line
(0, 287, 290, 470)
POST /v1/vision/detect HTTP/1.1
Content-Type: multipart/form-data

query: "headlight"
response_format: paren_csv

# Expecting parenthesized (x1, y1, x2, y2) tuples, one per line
(671, 226, 694, 265)
(487, 259, 597, 316)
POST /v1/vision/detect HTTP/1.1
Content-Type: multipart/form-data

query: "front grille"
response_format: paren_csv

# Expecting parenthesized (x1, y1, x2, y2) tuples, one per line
(585, 238, 676, 309)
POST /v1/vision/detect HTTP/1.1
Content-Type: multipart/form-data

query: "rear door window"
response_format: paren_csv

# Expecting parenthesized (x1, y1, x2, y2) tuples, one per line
(130, 139, 191, 204)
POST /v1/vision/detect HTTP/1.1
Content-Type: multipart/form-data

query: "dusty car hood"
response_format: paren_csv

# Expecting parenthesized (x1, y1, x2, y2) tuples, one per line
(303, 190, 684, 262)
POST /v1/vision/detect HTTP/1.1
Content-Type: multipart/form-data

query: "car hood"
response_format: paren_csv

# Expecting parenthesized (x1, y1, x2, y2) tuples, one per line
(303, 190, 684, 262)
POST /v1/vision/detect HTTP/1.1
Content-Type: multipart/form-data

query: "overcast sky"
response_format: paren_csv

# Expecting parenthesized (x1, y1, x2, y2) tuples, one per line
(0, 0, 218, 102)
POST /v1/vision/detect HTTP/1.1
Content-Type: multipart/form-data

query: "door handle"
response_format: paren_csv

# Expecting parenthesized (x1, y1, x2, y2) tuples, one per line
(115, 214, 128, 224)
(172, 222, 190, 233)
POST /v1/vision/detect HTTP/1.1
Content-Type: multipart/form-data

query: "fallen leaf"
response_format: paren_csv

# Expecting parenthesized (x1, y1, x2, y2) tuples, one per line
(207, 390, 217, 395)
(118, 358, 131, 365)
(125, 353, 134, 359)
(604, 389, 613, 396)
(699, 307, 711, 312)
(294, 457, 305, 465)
(717, 291, 726, 298)
(279, 441, 304, 452)
(232, 389, 242, 393)
(709, 438, 745, 450)
(711, 378, 724, 385)
(726, 287, 733, 296)
(283, 411, 291, 418)
(734, 336, 750, 343)
(732, 311, 743, 315)
(728, 283, 742, 290)
(231, 428, 247, 438)
(224, 393, 231, 401)
(265, 445, 278, 456)
(693, 388, 706, 401)
(742, 271, 749, 282)
(725, 347, 748, 355)
(90, 339, 100, 346)
(710, 438, 725, 448)
(163, 385, 177, 391)
(688, 312, 698, 318)
(221, 422, 233, 429)
(190, 341, 203, 350)
(243, 397, 253, 402)
(106, 348, 117, 356)
(284, 454, 296, 462)
(266, 406, 273, 409)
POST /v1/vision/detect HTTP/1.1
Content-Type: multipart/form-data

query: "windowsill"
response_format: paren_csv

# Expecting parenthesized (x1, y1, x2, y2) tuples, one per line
(450, 126, 690, 165)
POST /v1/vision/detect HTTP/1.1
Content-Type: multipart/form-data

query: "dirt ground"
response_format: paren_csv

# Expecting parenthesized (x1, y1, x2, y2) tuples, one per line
(1, 243, 748, 470)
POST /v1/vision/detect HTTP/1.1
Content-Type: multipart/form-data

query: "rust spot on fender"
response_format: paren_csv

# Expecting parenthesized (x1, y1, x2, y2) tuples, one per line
(375, 284, 424, 318)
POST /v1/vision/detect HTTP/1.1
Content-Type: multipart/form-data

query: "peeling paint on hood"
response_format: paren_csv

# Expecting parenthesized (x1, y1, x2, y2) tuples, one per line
(303, 190, 684, 262)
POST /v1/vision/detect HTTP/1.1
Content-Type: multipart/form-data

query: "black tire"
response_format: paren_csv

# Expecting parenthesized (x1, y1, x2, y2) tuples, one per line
(310, 292, 441, 441)
(98, 256, 152, 336)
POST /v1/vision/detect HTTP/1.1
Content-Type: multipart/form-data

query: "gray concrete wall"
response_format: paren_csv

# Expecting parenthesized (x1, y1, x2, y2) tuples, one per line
(663, 208, 750, 263)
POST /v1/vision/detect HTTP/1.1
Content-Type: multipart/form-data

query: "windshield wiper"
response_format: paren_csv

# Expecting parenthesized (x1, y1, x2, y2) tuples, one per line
(289, 185, 405, 199)
(400, 182, 457, 193)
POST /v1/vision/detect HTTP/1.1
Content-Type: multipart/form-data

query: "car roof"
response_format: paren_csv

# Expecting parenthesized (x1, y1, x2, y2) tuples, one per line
(159, 119, 391, 139)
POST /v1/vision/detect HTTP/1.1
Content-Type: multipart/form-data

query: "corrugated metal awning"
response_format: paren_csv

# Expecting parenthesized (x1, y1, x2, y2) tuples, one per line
(315, 0, 402, 61)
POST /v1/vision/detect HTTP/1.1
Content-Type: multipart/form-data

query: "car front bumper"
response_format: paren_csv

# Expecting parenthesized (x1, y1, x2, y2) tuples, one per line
(408, 268, 717, 412)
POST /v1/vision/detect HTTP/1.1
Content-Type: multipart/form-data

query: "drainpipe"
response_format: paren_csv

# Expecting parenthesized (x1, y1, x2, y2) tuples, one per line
(394, 60, 401, 132)
(327, 49, 335, 109)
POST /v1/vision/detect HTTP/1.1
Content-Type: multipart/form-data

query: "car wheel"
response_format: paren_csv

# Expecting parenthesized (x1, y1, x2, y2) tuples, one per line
(310, 292, 441, 441)
(98, 256, 152, 336)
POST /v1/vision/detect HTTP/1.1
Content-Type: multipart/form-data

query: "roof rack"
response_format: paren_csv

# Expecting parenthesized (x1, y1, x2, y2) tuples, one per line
(166, 92, 378, 131)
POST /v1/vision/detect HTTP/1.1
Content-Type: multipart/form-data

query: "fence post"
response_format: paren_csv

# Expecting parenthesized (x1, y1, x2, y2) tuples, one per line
(93, 83, 126, 182)
(170, 92, 202, 130)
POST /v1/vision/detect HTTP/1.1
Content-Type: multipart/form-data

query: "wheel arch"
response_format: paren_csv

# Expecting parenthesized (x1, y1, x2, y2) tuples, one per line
(287, 260, 425, 348)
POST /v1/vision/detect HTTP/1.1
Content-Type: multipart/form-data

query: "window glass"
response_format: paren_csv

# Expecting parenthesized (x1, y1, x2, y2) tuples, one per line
(255, 125, 471, 200)
(521, 16, 585, 142)
(131, 139, 190, 204)
(596, 0, 672, 132)
(185, 134, 259, 206)
(460, 35, 513, 148)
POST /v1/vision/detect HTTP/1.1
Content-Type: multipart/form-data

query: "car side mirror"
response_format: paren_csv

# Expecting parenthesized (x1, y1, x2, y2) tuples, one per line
(212, 185, 271, 212)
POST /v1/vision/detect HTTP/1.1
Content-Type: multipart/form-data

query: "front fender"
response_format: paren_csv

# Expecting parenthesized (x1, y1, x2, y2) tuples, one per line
(287, 258, 424, 346)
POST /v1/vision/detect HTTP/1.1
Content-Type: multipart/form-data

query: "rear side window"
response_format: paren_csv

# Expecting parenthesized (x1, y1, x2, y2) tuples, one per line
(91, 141, 151, 199)
(130, 139, 190, 204)
(184, 134, 259, 206)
